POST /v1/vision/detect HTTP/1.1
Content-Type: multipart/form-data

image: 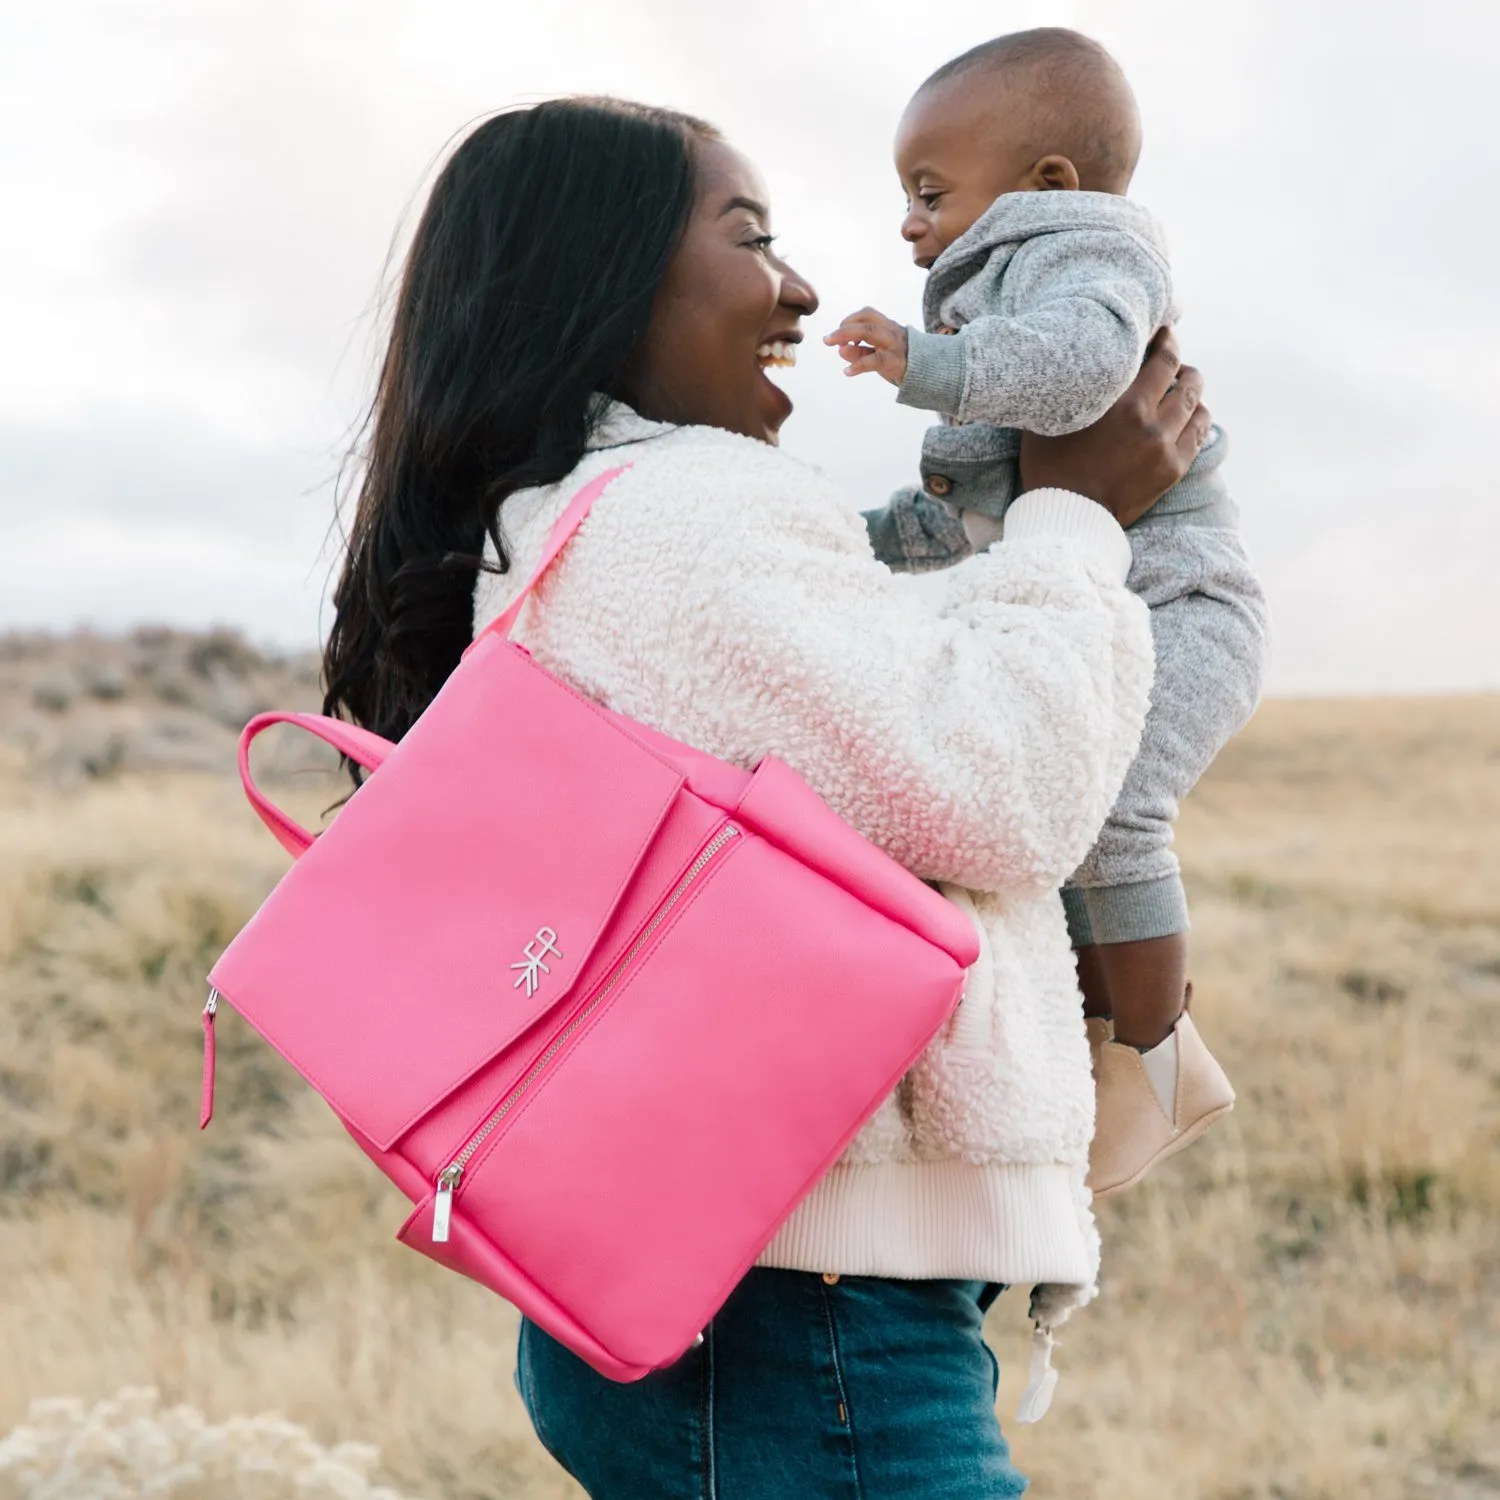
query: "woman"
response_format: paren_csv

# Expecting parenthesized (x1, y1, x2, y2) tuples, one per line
(324, 98, 1210, 1497)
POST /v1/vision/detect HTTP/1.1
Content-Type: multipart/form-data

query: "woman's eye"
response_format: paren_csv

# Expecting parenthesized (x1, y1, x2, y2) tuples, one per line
(748, 233, 778, 252)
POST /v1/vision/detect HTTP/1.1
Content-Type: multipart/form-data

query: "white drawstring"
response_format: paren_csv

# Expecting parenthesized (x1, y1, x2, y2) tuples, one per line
(1015, 1323, 1059, 1424)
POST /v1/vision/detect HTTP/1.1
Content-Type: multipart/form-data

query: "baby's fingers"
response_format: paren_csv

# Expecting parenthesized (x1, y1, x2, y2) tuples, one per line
(823, 308, 904, 351)
(841, 351, 886, 377)
(841, 347, 905, 382)
(827, 323, 902, 351)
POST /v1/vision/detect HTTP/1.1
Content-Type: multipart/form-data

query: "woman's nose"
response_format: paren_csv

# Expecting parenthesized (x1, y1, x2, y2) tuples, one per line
(779, 259, 819, 317)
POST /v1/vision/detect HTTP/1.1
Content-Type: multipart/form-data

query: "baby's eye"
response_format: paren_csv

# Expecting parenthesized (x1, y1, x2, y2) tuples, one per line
(919, 191, 943, 210)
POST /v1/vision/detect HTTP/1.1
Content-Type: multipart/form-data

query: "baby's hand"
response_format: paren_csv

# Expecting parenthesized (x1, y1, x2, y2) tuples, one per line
(824, 308, 909, 387)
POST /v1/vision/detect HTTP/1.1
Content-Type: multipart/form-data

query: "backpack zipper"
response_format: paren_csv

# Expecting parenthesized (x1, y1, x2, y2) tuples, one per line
(431, 821, 741, 1243)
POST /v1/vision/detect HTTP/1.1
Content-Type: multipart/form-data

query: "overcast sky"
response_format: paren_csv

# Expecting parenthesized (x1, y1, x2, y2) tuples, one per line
(1, 0, 1496, 692)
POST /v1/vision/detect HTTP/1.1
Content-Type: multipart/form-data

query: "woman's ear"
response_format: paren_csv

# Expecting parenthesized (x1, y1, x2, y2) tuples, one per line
(1025, 155, 1081, 192)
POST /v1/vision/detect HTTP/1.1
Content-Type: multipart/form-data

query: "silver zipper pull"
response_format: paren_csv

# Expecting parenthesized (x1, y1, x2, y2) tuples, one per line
(432, 1165, 462, 1244)
(204, 988, 219, 1017)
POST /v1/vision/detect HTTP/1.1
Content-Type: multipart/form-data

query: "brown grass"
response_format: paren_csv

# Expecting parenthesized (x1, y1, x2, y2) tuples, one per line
(2, 695, 1498, 1498)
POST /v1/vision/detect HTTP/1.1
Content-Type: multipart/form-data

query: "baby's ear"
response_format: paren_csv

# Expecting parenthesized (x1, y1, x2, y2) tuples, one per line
(1026, 155, 1081, 192)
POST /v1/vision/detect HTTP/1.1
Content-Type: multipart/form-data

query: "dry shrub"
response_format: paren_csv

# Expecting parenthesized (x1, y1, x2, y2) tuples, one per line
(0, 1387, 406, 1499)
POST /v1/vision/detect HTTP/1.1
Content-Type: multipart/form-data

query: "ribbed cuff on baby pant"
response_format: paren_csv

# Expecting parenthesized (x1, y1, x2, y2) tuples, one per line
(1062, 872, 1190, 948)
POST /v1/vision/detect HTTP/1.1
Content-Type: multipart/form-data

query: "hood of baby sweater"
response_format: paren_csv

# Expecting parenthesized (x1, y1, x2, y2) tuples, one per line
(923, 190, 1170, 333)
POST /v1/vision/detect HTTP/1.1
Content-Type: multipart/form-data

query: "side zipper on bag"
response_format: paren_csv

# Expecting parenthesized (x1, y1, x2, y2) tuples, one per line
(431, 820, 741, 1244)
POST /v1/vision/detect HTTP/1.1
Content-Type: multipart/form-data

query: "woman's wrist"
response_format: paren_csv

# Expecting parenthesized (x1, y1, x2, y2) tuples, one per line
(1003, 490, 1133, 582)
(1016, 443, 1154, 528)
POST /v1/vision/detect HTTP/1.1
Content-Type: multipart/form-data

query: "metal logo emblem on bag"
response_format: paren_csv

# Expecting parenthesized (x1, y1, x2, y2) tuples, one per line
(511, 927, 562, 997)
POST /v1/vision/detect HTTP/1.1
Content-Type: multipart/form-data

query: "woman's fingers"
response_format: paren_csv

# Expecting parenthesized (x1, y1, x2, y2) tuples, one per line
(1156, 361, 1206, 439)
(1135, 330, 1211, 467)
(1132, 326, 1183, 407)
(1175, 400, 1214, 463)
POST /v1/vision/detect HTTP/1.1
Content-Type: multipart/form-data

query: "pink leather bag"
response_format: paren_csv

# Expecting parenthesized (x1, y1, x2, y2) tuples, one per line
(201, 464, 979, 1382)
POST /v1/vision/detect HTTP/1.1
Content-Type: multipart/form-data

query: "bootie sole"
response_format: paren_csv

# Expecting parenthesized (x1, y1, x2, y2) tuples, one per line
(1089, 1098, 1235, 1200)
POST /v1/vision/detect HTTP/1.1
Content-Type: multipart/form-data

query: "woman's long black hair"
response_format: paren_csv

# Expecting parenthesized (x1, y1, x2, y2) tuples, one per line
(321, 98, 718, 779)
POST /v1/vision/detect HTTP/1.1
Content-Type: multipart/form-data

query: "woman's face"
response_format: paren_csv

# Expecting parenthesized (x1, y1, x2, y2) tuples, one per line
(620, 138, 819, 445)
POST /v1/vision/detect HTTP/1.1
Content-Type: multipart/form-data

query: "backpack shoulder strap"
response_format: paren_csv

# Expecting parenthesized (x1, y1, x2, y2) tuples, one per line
(471, 463, 634, 647)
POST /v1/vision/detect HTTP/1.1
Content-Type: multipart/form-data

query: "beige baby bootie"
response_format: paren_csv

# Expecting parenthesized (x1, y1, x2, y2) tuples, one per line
(1087, 1003, 1235, 1200)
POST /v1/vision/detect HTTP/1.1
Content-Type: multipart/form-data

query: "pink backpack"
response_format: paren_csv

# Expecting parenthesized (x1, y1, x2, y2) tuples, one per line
(201, 465, 979, 1382)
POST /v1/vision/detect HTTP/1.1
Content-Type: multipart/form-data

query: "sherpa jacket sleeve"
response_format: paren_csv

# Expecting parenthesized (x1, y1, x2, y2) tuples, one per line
(552, 435, 1155, 896)
(898, 228, 1171, 434)
(1061, 506, 1270, 945)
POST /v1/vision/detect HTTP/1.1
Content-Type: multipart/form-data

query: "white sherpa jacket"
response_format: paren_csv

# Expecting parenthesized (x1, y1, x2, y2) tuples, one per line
(471, 400, 1155, 1319)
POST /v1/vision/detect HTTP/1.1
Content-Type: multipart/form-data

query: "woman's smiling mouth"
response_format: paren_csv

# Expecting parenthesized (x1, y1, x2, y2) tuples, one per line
(756, 336, 800, 369)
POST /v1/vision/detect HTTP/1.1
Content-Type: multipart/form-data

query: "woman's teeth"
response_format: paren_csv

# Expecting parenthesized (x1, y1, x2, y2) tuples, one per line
(756, 341, 798, 369)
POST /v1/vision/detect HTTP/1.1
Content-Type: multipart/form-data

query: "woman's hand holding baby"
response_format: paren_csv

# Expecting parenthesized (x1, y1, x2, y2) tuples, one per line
(824, 308, 912, 385)
(1018, 328, 1211, 529)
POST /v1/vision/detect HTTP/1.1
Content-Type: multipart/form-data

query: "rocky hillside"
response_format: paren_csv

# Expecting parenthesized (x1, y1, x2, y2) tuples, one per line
(0, 628, 328, 783)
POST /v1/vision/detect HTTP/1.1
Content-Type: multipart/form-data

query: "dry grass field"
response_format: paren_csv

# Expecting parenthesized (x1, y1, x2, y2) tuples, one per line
(2, 632, 1497, 1497)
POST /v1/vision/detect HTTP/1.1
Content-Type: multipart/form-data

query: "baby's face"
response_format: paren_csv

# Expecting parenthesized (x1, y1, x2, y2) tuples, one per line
(894, 77, 1043, 269)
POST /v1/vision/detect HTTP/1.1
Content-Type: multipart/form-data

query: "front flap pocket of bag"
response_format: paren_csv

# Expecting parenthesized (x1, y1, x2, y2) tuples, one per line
(208, 640, 686, 1150)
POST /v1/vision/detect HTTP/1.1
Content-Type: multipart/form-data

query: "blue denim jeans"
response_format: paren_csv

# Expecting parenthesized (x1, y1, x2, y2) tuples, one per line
(514, 1267, 1027, 1497)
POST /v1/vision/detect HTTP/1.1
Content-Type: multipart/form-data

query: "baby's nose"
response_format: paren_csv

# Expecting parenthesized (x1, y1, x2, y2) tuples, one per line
(900, 209, 926, 243)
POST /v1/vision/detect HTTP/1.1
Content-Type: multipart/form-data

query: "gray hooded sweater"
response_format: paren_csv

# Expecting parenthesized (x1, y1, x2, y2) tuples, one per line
(864, 190, 1270, 946)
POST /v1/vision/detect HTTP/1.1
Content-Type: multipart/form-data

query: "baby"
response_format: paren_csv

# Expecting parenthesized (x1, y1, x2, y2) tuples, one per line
(828, 28, 1270, 1196)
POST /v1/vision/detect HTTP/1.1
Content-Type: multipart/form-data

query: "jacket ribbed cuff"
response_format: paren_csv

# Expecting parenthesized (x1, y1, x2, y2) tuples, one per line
(1002, 489, 1133, 582)
(1063, 873, 1190, 945)
(897, 327, 967, 415)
